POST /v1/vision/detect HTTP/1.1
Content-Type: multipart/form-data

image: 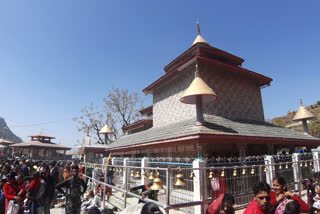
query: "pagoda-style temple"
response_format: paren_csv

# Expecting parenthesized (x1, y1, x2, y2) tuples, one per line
(10, 134, 71, 160)
(102, 22, 320, 158)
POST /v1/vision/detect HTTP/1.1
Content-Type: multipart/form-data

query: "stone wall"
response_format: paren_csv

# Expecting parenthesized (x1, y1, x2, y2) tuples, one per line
(152, 61, 265, 127)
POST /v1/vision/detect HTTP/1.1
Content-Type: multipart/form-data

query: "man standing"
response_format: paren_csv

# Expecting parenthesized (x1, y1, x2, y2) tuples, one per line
(244, 182, 274, 214)
(56, 165, 87, 214)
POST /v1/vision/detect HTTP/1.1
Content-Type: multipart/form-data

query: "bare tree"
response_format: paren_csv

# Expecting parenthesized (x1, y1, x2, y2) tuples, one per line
(73, 87, 143, 144)
(103, 87, 143, 127)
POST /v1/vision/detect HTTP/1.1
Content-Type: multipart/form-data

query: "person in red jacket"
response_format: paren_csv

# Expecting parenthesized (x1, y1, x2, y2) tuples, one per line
(271, 176, 309, 213)
(206, 193, 235, 214)
(244, 181, 274, 214)
(3, 172, 22, 214)
(211, 170, 227, 199)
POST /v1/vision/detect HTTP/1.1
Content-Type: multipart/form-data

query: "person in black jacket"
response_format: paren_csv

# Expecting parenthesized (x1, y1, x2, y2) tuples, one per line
(56, 165, 87, 214)
(127, 181, 158, 203)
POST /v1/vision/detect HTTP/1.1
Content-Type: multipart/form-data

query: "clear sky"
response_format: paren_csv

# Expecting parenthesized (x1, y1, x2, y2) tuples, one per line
(0, 0, 319, 148)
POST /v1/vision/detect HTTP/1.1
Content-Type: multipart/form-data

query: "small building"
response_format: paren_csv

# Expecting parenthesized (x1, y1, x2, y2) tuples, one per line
(105, 23, 320, 158)
(10, 134, 71, 160)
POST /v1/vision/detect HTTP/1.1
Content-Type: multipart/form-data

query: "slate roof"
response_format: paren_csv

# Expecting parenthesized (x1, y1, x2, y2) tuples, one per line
(107, 115, 320, 149)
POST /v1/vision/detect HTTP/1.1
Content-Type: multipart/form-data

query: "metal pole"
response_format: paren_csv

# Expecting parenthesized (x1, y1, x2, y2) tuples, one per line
(166, 168, 170, 207)
(124, 165, 128, 209)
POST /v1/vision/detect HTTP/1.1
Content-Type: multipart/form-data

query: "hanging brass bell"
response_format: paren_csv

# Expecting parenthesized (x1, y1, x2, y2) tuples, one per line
(285, 164, 288, 169)
(208, 170, 213, 179)
(116, 168, 119, 172)
(221, 170, 224, 177)
(233, 169, 237, 177)
(149, 172, 164, 190)
(175, 169, 185, 186)
(305, 162, 308, 167)
(113, 167, 116, 171)
(130, 170, 135, 177)
(148, 171, 155, 180)
(250, 168, 255, 175)
(310, 161, 313, 166)
(142, 171, 148, 178)
(109, 167, 113, 171)
(135, 170, 141, 178)
(264, 167, 267, 172)
(242, 168, 246, 175)
(279, 165, 282, 170)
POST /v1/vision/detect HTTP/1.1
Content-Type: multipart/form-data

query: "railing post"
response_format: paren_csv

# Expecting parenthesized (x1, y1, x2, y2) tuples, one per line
(193, 159, 207, 214)
(312, 151, 320, 173)
(292, 153, 302, 194)
(264, 155, 275, 186)
(123, 158, 129, 209)
(166, 168, 170, 209)
(141, 157, 149, 185)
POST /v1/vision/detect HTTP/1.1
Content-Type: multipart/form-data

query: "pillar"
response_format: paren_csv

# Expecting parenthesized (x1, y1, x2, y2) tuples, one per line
(123, 158, 129, 189)
(193, 159, 207, 214)
(141, 157, 149, 185)
(292, 153, 302, 192)
(313, 151, 320, 172)
(264, 155, 275, 186)
(30, 148, 33, 159)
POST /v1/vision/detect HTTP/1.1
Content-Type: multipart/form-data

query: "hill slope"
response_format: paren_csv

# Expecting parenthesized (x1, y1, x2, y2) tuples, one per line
(271, 101, 320, 138)
(0, 117, 23, 143)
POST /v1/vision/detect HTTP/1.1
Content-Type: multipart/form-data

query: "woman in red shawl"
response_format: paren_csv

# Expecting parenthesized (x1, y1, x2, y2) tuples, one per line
(3, 172, 21, 214)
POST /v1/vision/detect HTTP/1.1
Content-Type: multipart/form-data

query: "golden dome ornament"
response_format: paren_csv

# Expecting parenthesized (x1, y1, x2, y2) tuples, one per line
(174, 168, 185, 187)
(149, 172, 164, 190)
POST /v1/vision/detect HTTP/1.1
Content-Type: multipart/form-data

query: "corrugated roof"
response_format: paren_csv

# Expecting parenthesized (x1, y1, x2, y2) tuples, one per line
(28, 134, 56, 139)
(0, 139, 15, 145)
(107, 115, 320, 149)
(10, 140, 70, 150)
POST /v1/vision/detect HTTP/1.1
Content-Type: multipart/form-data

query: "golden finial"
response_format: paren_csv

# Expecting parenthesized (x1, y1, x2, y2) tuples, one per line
(197, 20, 201, 35)
(300, 97, 303, 106)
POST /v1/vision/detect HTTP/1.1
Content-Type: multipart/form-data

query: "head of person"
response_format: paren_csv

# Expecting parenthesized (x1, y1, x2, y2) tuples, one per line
(219, 193, 235, 214)
(49, 161, 56, 168)
(0, 178, 7, 188)
(141, 202, 163, 214)
(16, 175, 24, 184)
(71, 165, 79, 178)
(285, 200, 300, 214)
(32, 171, 40, 180)
(253, 182, 271, 211)
(273, 177, 287, 195)
(2, 165, 11, 175)
(6, 172, 16, 184)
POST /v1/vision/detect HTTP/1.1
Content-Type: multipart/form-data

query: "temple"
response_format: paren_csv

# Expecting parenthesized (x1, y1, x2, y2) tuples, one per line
(87, 22, 320, 160)
(10, 133, 71, 160)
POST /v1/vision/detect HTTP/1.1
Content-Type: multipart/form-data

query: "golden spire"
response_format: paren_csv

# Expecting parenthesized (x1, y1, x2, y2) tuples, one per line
(293, 97, 315, 122)
(192, 20, 209, 46)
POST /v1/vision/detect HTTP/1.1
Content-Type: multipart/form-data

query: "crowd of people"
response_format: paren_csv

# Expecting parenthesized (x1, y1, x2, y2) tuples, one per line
(1, 158, 319, 214)
(206, 173, 320, 214)
(0, 159, 163, 214)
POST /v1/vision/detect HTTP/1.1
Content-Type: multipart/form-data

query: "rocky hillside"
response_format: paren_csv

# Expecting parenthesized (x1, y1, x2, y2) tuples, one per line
(271, 100, 320, 138)
(0, 117, 23, 143)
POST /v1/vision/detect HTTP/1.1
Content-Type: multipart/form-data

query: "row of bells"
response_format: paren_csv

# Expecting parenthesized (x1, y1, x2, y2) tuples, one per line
(82, 161, 313, 179)
(208, 161, 314, 177)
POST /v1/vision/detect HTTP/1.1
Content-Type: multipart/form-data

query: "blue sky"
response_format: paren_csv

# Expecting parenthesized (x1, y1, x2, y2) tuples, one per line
(0, 0, 319, 148)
